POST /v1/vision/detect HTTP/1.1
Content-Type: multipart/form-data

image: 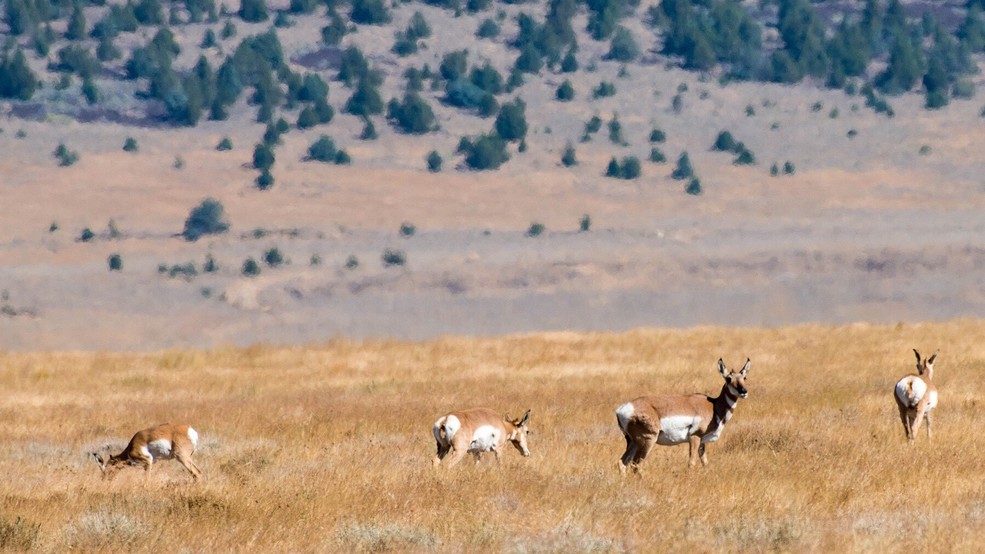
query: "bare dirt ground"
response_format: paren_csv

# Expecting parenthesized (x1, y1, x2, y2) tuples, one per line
(2, 21, 985, 351)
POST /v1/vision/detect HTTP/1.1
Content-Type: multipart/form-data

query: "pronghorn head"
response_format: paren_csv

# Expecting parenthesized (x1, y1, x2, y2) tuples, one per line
(91, 450, 126, 480)
(718, 358, 750, 399)
(504, 409, 532, 457)
(914, 349, 939, 380)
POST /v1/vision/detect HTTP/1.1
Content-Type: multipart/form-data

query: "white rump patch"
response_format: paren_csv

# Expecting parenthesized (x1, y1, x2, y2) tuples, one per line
(468, 425, 501, 453)
(147, 439, 174, 460)
(186, 427, 199, 448)
(615, 403, 635, 433)
(927, 389, 938, 410)
(435, 415, 461, 446)
(896, 376, 927, 408)
(656, 415, 701, 445)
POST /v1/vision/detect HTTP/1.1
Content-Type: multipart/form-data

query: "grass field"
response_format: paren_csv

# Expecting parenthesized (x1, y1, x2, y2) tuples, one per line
(2, 320, 985, 552)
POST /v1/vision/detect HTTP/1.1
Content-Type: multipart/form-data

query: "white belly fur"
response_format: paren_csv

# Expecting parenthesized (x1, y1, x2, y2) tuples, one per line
(468, 425, 501, 452)
(656, 415, 702, 445)
(145, 439, 174, 461)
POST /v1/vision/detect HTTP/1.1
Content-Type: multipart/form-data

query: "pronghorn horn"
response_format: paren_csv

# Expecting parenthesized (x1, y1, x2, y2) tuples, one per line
(718, 358, 727, 377)
(927, 350, 939, 364)
(519, 409, 530, 426)
(913, 349, 921, 362)
(741, 358, 751, 374)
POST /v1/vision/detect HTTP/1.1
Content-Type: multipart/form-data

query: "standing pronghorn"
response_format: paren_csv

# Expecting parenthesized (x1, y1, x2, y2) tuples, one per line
(616, 358, 750, 472)
(432, 408, 531, 467)
(894, 349, 939, 443)
(92, 423, 202, 481)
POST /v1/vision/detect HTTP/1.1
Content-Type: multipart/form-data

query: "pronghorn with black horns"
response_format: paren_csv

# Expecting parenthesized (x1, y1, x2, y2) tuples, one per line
(432, 408, 531, 467)
(894, 349, 939, 443)
(616, 358, 750, 472)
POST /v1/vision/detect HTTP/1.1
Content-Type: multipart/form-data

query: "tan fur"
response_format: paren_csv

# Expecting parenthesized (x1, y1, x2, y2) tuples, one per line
(894, 349, 939, 443)
(432, 408, 531, 467)
(617, 358, 750, 472)
(92, 423, 202, 481)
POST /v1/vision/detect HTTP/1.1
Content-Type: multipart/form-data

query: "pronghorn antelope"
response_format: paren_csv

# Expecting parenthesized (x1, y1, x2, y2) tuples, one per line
(92, 423, 202, 481)
(432, 408, 531, 467)
(616, 358, 750, 472)
(894, 349, 939, 443)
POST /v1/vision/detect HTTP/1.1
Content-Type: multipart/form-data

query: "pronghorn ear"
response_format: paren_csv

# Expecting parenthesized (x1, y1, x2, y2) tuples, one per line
(927, 350, 939, 365)
(519, 409, 530, 427)
(718, 358, 727, 378)
(740, 358, 751, 376)
(92, 452, 105, 469)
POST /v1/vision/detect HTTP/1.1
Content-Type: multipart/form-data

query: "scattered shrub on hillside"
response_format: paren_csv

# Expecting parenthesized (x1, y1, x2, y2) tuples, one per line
(685, 177, 702, 195)
(526, 222, 545, 237)
(182, 198, 229, 241)
(123, 137, 138, 152)
(734, 148, 756, 165)
(360, 118, 378, 140)
(253, 143, 274, 171)
(263, 247, 284, 267)
(494, 98, 528, 142)
(310, 254, 321, 266)
(649, 147, 666, 163)
(49, 222, 58, 233)
(350, 0, 391, 25)
(783, 161, 795, 175)
(770, 163, 779, 177)
(426, 150, 443, 172)
(204, 254, 219, 273)
(256, 169, 274, 190)
(649, 128, 666, 143)
(592, 81, 616, 99)
(53, 143, 79, 167)
(382, 248, 406, 267)
(334, 150, 351, 165)
(107, 254, 123, 271)
(476, 18, 499, 38)
(555, 80, 574, 101)
(216, 137, 233, 151)
(238, 0, 268, 22)
(78, 228, 95, 242)
(607, 115, 624, 145)
(242, 257, 261, 276)
(672, 152, 693, 180)
(345, 255, 359, 270)
(399, 222, 416, 238)
(463, 133, 509, 170)
(713, 131, 737, 152)
(387, 92, 437, 134)
(173, 156, 185, 170)
(561, 143, 577, 167)
(579, 214, 591, 232)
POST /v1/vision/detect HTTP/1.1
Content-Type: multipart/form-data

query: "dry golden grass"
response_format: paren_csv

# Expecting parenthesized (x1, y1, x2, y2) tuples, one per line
(3, 321, 985, 552)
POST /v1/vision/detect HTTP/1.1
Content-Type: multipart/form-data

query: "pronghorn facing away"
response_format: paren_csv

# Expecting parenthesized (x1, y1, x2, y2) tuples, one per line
(432, 408, 531, 467)
(894, 349, 939, 443)
(92, 423, 202, 481)
(616, 358, 750, 472)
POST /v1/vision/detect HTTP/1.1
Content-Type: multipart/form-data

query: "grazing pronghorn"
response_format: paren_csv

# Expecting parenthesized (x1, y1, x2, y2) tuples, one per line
(432, 408, 531, 467)
(616, 358, 750, 472)
(894, 349, 939, 443)
(92, 423, 202, 481)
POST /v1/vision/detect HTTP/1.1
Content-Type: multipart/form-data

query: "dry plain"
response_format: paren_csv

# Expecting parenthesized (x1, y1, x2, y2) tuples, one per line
(2, 321, 985, 552)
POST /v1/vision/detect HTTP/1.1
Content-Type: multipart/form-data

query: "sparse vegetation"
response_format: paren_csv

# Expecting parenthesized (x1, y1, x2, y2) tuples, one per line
(122, 137, 139, 152)
(182, 198, 229, 242)
(579, 214, 591, 232)
(399, 222, 416, 238)
(242, 257, 261, 276)
(107, 254, 123, 271)
(263, 247, 284, 267)
(526, 222, 545, 237)
(381, 248, 406, 267)
(426, 151, 442, 172)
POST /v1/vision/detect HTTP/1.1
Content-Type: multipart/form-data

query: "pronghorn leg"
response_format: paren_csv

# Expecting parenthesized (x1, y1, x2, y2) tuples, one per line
(910, 406, 926, 442)
(433, 442, 451, 466)
(175, 452, 201, 480)
(444, 448, 468, 468)
(924, 411, 932, 441)
(897, 405, 911, 441)
(619, 434, 637, 474)
(688, 436, 702, 467)
(472, 451, 482, 464)
(698, 442, 708, 466)
(631, 435, 657, 473)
